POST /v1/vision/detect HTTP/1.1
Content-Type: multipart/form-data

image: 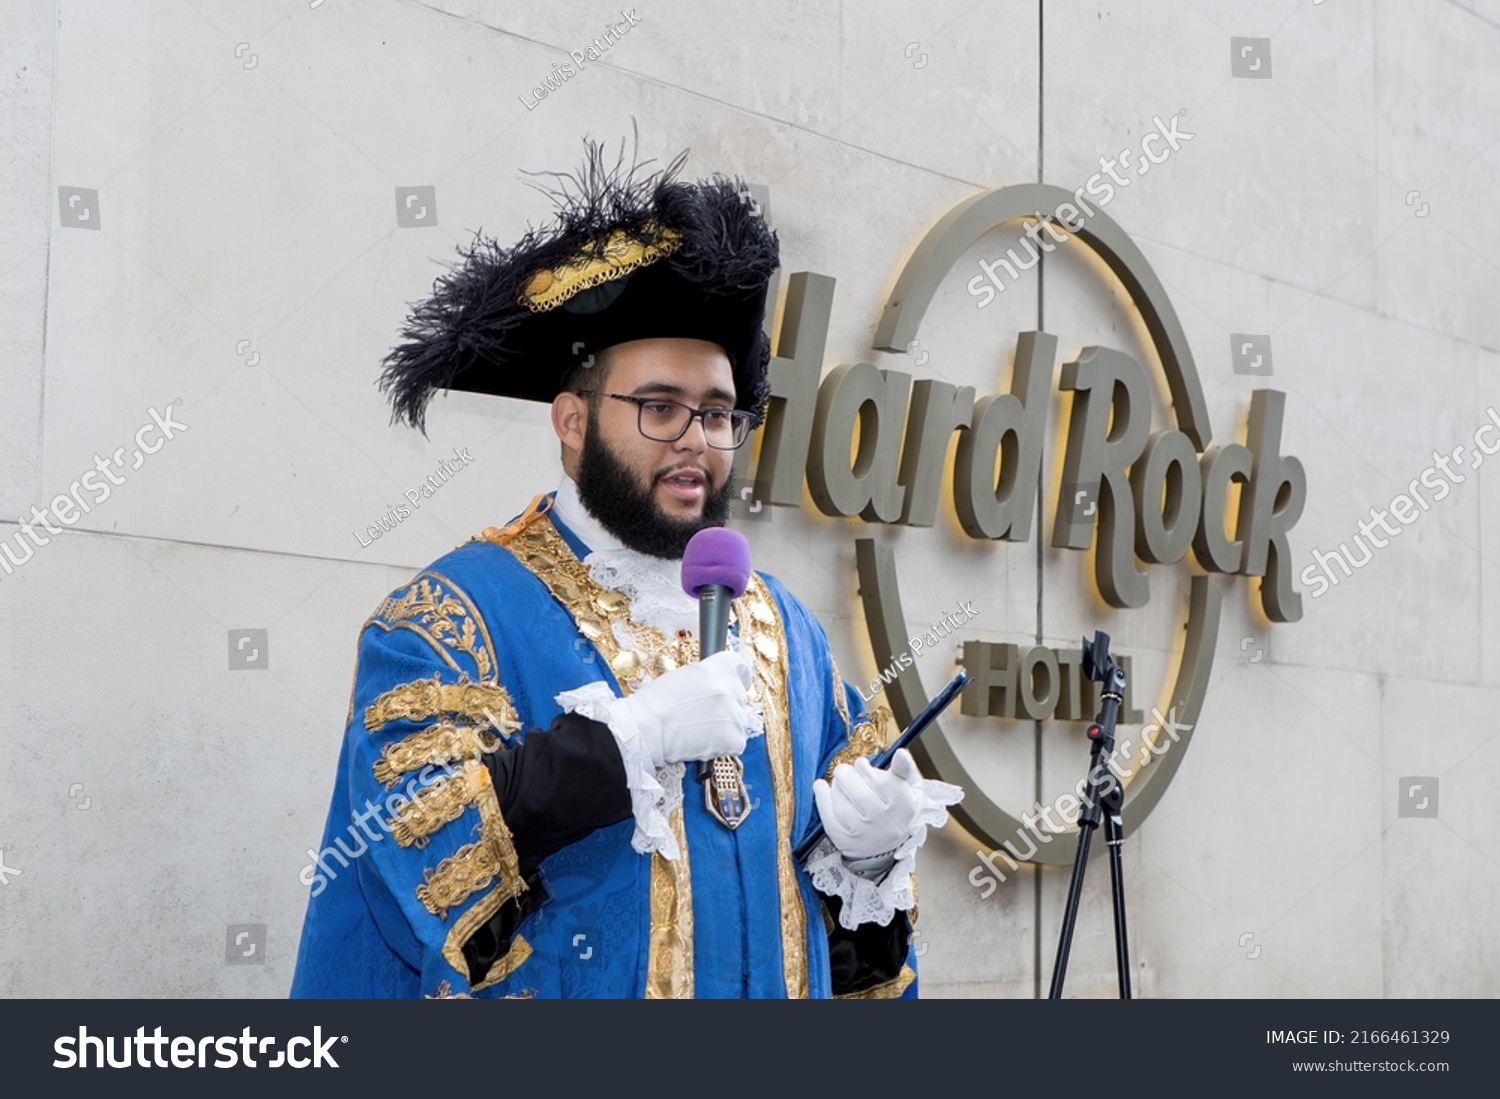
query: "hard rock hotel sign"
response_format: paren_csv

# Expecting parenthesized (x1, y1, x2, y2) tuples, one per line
(737, 184, 1305, 862)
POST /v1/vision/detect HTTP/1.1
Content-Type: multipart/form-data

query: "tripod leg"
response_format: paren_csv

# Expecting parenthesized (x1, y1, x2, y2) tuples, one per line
(1105, 811, 1132, 999)
(1047, 825, 1094, 999)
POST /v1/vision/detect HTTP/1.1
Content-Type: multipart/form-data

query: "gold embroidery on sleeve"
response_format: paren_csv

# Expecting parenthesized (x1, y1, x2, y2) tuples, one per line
(358, 561, 533, 983)
(369, 574, 498, 682)
(414, 766, 524, 921)
(390, 759, 490, 848)
(415, 834, 510, 921)
(364, 675, 520, 734)
(372, 723, 505, 787)
(437, 768, 534, 989)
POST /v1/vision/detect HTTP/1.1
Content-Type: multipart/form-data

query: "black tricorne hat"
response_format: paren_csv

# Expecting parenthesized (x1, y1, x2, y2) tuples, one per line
(379, 136, 780, 433)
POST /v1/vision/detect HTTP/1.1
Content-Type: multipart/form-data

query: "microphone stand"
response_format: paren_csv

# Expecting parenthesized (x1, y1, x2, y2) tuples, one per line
(1047, 630, 1132, 1000)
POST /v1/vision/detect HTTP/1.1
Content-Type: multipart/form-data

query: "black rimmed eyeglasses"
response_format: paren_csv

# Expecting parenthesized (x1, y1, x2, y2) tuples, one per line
(578, 391, 754, 450)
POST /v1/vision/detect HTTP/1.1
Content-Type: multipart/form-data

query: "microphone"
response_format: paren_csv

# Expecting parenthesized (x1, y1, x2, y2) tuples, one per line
(681, 527, 752, 783)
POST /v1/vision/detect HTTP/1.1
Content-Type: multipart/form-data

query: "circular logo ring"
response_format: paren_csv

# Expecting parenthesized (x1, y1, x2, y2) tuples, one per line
(860, 183, 1222, 864)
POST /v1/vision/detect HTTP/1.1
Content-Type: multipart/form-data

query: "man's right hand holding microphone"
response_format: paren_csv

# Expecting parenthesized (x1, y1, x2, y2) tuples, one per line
(603, 648, 754, 768)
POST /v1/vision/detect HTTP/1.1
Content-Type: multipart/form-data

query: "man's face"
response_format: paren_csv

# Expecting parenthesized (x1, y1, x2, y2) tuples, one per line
(569, 337, 738, 558)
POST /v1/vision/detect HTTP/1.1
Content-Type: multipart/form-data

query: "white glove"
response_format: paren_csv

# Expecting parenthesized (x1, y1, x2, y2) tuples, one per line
(811, 748, 925, 864)
(607, 649, 752, 769)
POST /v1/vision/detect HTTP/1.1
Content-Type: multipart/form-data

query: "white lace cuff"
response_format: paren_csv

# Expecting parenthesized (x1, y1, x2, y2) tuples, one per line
(806, 774, 964, 930)
(555, 681, 683, 860)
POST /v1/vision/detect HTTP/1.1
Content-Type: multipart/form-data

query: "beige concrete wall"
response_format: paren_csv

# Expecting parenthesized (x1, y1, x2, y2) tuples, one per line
(2, 0, 1495, 997)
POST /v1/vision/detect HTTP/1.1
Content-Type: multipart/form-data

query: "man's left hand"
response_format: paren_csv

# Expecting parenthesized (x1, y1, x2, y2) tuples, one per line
(811, 749, 925, 862)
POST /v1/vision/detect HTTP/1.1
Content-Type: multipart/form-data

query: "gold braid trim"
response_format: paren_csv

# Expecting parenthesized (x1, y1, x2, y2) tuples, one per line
(437, 765, 535, 990)
(502, 514, 696, 998)
(835, 964, 917, 1000)
(518, 227, 683, 312)
(364, 675, 521, 734)
(414, 766, 524, 920)
(372, 723, 504, 787)
(439, 895, 534, 994)
(472, 934, 533, 992)
(390, 759, 489, 848)
(740, 574, 809, 999)
(646, 810, 694, 999)
(825, 707, 893, 778)
(415, 834, 507, 920)
(501, 516, 697, 685)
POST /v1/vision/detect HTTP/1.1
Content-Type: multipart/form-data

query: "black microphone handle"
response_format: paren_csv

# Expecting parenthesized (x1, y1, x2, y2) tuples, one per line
(698, 584, 731, 659)
(696, 584, 732, 782)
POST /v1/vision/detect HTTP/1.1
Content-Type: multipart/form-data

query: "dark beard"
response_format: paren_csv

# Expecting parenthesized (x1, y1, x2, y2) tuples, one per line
(575, 421, 735, 559)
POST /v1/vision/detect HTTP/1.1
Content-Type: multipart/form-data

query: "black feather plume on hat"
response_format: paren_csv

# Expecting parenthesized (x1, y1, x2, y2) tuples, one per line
(378, 133, 779, 434)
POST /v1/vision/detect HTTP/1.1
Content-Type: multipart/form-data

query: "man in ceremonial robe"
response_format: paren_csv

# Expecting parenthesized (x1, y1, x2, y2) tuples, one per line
(290, 139, 961, 999)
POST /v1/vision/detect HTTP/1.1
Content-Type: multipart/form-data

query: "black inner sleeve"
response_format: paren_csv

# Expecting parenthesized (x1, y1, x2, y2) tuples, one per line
(462, 711, 632, 983)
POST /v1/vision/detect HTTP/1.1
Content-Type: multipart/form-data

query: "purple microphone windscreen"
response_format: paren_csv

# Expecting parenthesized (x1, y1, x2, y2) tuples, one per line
(681, 527, 752, 598)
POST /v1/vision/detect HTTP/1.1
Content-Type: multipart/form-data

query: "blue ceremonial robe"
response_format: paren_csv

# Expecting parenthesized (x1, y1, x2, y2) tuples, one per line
(290, 496, 917, 998)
